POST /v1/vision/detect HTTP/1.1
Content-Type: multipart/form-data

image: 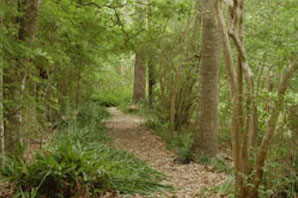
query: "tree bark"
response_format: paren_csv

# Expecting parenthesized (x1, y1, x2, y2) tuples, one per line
(148, 59, 155, 108)
(217, 4, 246, 196)
(76, 67, 81, 110)
(191, 0, 220, 157)
(133, 52, 146, 103)
(0, 14, 5, 167)
(288, 104, 298, 166)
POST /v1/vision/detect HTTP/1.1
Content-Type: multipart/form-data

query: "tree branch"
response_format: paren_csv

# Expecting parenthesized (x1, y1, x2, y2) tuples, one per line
(82, 2, 130, 42)
(82, 2, 127, 10)
(251, 60, 297, 197)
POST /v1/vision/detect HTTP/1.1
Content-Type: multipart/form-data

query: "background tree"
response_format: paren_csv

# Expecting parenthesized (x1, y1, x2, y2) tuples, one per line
(133, 51, 146, 103)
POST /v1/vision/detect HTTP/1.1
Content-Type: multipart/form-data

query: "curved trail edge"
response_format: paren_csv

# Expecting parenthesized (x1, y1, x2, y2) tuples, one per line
(104, 107, 226, 198)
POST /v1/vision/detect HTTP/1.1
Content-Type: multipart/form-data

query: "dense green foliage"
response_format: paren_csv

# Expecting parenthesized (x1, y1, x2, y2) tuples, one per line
(0, 0, 297, 197)
(1, 104, 169, 197)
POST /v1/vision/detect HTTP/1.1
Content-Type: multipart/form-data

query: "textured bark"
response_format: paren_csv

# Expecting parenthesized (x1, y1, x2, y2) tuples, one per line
(191, 0, 220, 157)
(19, 0, 41, 43)
(0, 15, 5, 167)
(133, 52, 146, 103)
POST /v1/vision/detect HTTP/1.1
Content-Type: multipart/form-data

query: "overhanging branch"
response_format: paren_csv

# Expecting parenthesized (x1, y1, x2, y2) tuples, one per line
(82, 2, 130, 42)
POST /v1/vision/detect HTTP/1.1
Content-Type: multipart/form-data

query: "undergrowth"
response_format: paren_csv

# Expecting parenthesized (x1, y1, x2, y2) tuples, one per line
(1, 103, 170, 197)
(145, 116, 234, 173)
(120, 102, 154, 117)
(145, 118, 194, 162)
(198, 175, 235, 198)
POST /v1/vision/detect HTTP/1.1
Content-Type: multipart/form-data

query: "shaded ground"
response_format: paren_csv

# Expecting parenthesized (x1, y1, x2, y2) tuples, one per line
(104, 107, 227, 198)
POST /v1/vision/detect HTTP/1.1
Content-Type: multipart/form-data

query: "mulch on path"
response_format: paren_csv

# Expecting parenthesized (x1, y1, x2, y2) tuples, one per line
(104, 107, 227, 198)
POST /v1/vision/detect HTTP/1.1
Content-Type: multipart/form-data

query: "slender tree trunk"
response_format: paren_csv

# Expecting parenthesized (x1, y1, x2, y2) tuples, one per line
(0, 63, 4, 166)
(217, 2, 297, 197)
(217, 5, 244, 195)
(133, 52, 146, 103)
(232, 0, 252, 195)
(76, 68, 81, 110)
(0, 15, 5, 167)
(175, 0, 201, 131)
(249, 62, 297, 198)
(250, 106, 258, 147)
(288, 104, 298, 165)
(190, 0, 201, 54)
(191, 0, 220, 157)
(148, 59, 155, 108)
(169, 9, 196, 133)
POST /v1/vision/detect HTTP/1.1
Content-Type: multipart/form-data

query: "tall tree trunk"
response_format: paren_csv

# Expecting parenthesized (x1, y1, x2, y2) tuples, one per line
(0, 14, 5, 167)
(133, 52, 146, 103)
(216, 4, 243, 193)
(191, 0, 220, 157)
(5, 0, 41, 153)
(148, 59, 155, 108)
(231, 0, 250, 195)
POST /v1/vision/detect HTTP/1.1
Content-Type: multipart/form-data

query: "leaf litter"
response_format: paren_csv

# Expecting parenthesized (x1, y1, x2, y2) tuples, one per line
(104, 107, 227, 198)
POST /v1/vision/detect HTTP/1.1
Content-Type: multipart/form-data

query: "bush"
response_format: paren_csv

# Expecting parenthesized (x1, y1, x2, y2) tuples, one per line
(2, 141, 168, 197)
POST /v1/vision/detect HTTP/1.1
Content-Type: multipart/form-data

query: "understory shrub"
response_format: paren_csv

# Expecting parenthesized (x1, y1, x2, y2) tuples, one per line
(1, 103, 170, 197)
(145, 118, 194, 162)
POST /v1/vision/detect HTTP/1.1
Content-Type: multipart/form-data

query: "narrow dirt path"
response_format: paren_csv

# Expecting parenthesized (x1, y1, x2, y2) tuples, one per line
(104, 107, 226, 198)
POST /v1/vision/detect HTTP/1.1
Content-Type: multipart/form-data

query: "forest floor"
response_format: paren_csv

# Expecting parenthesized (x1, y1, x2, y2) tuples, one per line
(104, 107, 227, 198)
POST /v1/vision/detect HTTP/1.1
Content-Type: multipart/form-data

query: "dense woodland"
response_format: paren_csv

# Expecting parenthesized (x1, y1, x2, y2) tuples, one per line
(0, 0, 297, 197)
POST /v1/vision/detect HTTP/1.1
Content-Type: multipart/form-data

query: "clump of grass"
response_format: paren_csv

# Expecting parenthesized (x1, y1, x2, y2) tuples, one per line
(145, 119, 194, 158)
(198, 176, 235, 198)
(2, 141, 169, 197)
(196, 155, 233, 174)
(1, 103, 171, 197)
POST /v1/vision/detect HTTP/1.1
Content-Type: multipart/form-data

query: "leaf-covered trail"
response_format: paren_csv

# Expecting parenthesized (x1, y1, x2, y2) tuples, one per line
(104, 107, 227, 198)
